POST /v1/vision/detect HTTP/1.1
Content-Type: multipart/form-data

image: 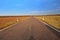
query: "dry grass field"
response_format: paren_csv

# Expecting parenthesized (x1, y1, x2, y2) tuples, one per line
(35, 15, 60, 30)
(0, 16, 60, 30)
(0, 16, 31, 29)
(17, 16, 31, 22)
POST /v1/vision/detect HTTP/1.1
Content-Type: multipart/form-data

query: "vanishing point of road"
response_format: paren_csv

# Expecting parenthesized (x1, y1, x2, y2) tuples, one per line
(0, 17, 60, 40)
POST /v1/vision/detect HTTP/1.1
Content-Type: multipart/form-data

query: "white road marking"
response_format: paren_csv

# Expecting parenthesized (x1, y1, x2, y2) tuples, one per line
(40, 20, 60, 33)
(0, 23, 18, 31)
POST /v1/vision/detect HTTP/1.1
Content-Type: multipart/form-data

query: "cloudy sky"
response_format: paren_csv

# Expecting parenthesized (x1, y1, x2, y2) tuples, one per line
(0, 0, 60, 16)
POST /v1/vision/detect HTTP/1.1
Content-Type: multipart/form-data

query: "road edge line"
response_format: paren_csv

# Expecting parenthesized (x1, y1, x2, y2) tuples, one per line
(39, 20, 60, 33)
(0, 23, 18, 31)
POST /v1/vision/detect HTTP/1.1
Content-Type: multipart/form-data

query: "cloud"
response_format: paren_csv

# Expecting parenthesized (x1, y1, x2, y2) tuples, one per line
(0, 7, 60, 16)
(16, 4, 24, 6)
(53, 3, 58, 6)
(30, 0, 48, 1)
(27, 9, 60, 14)
(0, 10, 60, 16)
(55, 7, 60, 10)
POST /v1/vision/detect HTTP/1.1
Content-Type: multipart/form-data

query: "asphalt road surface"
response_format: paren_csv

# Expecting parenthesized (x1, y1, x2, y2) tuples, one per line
(0, 17, 60, 40)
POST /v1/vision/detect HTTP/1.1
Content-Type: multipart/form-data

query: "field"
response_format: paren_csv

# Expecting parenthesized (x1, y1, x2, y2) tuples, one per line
(0, 16, 30, 29)
(35, 15, 60, 30)
(0, 16, 60, 30)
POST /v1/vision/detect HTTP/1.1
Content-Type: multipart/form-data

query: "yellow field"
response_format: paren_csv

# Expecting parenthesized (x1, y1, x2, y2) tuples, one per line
(0, 16, 31, 29)
(35, 16, 60, 30)
(17, 16, 31, 22)
(0, 16, 60, 30)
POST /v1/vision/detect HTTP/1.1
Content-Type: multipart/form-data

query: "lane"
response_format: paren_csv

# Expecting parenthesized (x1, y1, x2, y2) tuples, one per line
(30, 18, 60, 40)
(0, 17, 60, 40)
(0, 18, 32, 40)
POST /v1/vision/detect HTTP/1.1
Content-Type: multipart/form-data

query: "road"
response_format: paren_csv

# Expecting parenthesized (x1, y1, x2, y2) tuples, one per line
(0, 17, 60, 40)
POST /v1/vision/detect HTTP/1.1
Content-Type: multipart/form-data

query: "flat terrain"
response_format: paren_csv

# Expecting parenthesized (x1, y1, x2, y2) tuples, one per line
(0, 17, 60, 40)
(0, 17, 17, 29)
(35, 15, 60, 30)
(0, 16, 30, 29)
(0, 16, 60, 30)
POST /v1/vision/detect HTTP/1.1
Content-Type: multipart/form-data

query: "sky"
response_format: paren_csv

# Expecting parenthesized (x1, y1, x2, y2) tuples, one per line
(0, 0, 60, 16)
